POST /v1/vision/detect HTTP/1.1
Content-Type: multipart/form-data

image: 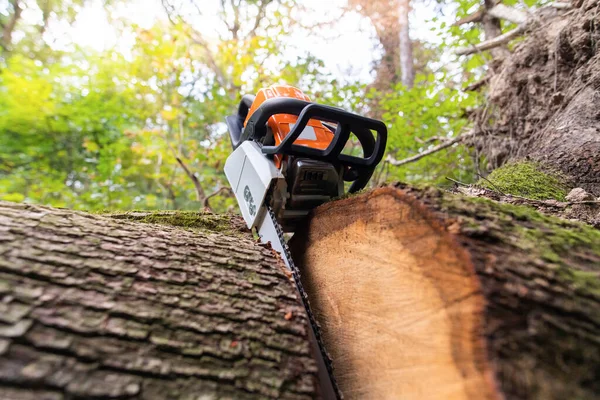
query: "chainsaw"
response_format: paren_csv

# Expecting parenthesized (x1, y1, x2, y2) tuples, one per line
(224, 85, 387, 399)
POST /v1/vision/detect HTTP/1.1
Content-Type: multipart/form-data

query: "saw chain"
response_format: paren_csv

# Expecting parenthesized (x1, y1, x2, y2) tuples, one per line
(265, 202, 341, 400)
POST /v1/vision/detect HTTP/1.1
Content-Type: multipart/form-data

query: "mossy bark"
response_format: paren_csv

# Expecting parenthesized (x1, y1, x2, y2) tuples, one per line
(0, 201, 319, 399)
(475, 0, 600, 194)
(291, 184, 600, 399)
(433, 186, 600, 399)
(476, 161, 569, 201)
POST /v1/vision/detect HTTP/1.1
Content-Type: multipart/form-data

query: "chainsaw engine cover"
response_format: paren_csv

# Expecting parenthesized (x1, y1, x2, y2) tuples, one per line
(287, 158, 342, 210)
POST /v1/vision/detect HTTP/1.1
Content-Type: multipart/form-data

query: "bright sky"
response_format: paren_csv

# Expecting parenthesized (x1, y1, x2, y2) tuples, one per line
(18, 0, 449, 83)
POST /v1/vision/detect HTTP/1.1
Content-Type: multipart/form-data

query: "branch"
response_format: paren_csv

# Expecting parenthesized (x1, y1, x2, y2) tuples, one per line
(164, 137, 206, 202)
(456, 24, 526, 56)
(551, 2, 572, 10)
(487, 4, 529, 24)
(188, 32, 228, 89)
(453, 3, 528, 27)
(455, 3, 572, 57)
(249, 0, 273, 38)
(161, 0, 178, 24)
(203, 187, 233, 211)
(446, 177, 469, 187)
(175, 156, 206, 202)
(477, 173, 506, 196)
(386, 131, 474, 167)
(415, 136, 445, 144)
(453, 9, 485, 27)
(464, 76, 491, 92)
(161, 0, 228, 89)
(228, 0, 241, 39)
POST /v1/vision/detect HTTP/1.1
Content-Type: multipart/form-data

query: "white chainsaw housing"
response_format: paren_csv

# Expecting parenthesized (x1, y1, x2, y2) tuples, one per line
(224, 141, 285, 229)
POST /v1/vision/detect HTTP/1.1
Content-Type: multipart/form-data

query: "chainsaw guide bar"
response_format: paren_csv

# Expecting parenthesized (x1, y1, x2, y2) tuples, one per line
(262, 200, 341, 399)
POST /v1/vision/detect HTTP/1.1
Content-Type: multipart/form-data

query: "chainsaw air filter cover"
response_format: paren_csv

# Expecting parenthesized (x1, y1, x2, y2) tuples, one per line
(287, 158, 343, 210)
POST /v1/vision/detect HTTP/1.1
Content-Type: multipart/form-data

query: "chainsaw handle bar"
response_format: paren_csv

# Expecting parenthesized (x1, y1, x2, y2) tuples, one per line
(226, 94, 256, 149)
(243, 98, 387, 169)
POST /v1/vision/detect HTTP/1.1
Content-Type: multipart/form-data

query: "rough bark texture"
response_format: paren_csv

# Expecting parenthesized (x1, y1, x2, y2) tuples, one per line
(474, 0, 600, 195)
(0, 202, 319, 399)
(290, 184, 600, 400)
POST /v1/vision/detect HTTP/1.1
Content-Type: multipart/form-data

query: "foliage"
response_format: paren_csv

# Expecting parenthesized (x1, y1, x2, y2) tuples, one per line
(477, 161, 568, 201)
(0, 0, 340, 212)
(374, 74, 481, 185)
(0, 0, 557, 212)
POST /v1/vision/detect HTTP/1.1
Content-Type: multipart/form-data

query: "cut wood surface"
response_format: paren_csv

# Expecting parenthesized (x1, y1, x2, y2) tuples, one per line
(0, 203, 319, 399)
(290, 184, 600, 400)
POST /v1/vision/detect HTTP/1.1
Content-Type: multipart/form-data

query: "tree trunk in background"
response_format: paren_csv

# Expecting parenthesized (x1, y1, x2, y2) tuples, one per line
(482, 0, 511, 60)
(1, 0, 22, 51)
(350, 0, 401, 91)
(473, 0, 600, 194)
(398, 0, 415, 88)
(350, 0, 416, 90)
(0, 203, 320, 399)
(291, 185, 600, 400)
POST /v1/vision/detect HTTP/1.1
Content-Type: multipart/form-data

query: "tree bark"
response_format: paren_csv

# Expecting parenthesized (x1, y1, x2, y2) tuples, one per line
(350, 0, 416, 90)
(472, 0, 600, 195)
(290, 184, 600, 400)
(0, 203, 320, 399)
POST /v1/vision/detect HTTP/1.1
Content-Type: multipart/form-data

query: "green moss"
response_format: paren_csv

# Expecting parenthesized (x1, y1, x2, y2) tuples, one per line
(477, 161, 568, 201)
(440, 192, 600, 296)
(331, 187, 369, 202)
(558, 269, 600, 294)
(106, 211, 248, 237)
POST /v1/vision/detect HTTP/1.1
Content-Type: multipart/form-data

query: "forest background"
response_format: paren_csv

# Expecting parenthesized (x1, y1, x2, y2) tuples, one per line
(0, 0, 546, 212)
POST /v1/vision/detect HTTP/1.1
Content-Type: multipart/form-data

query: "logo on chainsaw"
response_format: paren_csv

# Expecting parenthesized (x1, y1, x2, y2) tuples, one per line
(243, 185, 257, 216)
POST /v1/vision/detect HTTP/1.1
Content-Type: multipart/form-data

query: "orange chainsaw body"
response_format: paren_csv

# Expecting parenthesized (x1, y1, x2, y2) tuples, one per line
(244, 85, 334, 168)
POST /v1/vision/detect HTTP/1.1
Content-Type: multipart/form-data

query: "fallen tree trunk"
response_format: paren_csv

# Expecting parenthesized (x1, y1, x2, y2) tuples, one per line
(290, 184, 600, 400)
(0, 202, 320, 399)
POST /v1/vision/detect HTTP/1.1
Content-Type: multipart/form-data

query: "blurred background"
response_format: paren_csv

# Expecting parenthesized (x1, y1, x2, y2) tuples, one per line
(0, 0, 537, 212)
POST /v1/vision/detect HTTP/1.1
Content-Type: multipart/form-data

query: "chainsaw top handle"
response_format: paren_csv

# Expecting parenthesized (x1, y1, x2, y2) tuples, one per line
(244, 98, 386, 168)
(226, 96, 387, 193)
(226, 94, 256, 149)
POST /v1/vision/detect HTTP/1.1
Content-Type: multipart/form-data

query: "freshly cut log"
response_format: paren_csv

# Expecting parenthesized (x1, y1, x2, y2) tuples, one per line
(290, 184, 600, 400)
(0, 202, 320, 399)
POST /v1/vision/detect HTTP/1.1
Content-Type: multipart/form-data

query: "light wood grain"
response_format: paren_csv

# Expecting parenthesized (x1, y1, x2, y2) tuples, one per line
(292, 188, 498, 400)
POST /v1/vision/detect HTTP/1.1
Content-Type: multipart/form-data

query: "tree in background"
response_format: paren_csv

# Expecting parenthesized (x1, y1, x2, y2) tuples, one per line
(348, 0, 415, 90)
(349, 0, 481, 185)
(0, 0, 338, 211)
(1, 0, 96, 53)
(1, 0, 566, 212)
